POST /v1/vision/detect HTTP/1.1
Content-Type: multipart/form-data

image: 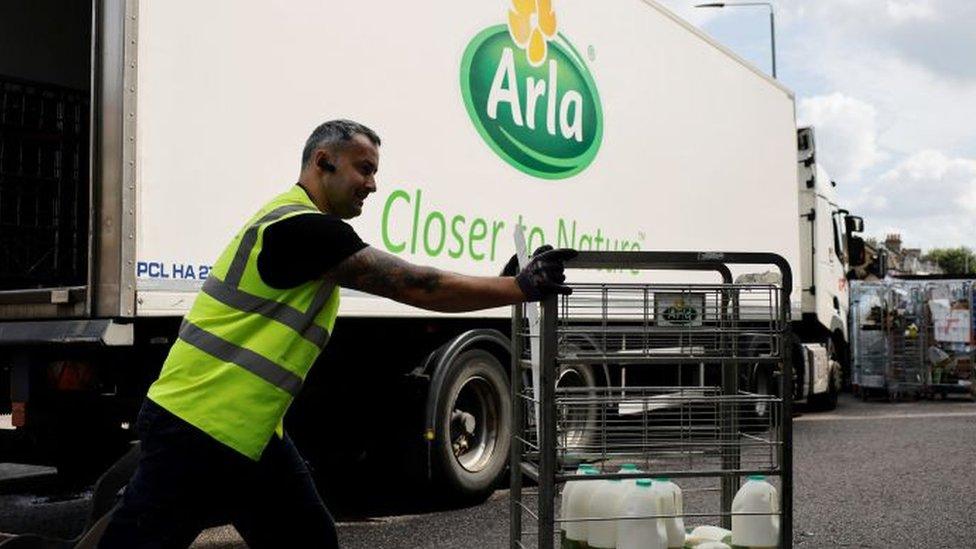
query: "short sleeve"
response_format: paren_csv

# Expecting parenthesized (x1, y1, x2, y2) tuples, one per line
(257, 212, 368, 289)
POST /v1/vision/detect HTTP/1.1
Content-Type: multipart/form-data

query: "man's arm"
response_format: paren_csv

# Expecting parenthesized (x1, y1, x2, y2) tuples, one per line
(325, 246, 525, 312)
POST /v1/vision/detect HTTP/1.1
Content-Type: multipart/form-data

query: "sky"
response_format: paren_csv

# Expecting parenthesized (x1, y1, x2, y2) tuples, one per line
(657, 0, 976, 252)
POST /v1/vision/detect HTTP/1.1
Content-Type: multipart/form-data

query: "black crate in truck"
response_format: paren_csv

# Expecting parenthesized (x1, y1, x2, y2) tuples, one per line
(0, 76, 89, 290)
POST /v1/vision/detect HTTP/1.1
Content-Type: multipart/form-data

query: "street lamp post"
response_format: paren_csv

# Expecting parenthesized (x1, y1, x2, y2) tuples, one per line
(695, 2, 777, 79)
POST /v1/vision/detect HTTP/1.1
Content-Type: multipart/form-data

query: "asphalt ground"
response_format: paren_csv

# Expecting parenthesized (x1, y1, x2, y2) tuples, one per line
(2, 393, 975, 548)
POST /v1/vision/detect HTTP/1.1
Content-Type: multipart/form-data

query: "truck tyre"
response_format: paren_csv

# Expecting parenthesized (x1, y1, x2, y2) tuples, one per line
(741, 337, 777, 427)
(809, 367, 839, 411)
(432, 349, 511, 502)
(555, 362, 598, 452)
(749, 366, 776, 420)
(743, 335, 803, 426)
(809, 336, 842, 411)
(555, 338, 599, 452)
(828, 332, 850, 390)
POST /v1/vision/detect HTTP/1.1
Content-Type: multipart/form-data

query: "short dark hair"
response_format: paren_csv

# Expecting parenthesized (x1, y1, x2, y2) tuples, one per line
(301, 119, 381, 168)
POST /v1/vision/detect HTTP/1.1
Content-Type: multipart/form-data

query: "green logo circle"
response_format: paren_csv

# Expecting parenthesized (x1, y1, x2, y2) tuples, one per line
(460, 25, 603, 179)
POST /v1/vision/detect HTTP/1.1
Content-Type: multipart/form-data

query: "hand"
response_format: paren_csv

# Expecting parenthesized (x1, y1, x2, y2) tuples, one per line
(500, 245, 568, 276)
(514, 245, 577, 301)
(500, 252, 520, 277)
(501, 245, 554, 276)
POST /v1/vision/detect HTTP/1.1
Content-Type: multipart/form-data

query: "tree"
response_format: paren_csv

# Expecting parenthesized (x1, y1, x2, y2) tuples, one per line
(923, 247, 976, 275)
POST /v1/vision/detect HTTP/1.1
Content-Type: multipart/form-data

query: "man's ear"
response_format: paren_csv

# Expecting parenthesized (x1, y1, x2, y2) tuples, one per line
(315, 150, 337, 173)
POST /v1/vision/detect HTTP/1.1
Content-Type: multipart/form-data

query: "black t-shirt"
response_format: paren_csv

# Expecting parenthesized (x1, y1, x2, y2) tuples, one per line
(257, 209, 367, 289)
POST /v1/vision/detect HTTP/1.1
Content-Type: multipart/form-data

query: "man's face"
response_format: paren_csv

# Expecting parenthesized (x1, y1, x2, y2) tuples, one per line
(321, 133, 379, 219)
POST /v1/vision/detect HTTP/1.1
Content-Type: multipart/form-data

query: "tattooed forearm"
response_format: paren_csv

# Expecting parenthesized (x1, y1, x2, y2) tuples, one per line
(326, 246, 521, 312)
(400, 267, 442, 293)
(329, 247, 443, 298)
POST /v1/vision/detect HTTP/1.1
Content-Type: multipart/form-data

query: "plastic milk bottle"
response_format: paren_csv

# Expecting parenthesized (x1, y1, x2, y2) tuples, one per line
(731, 475, 779, 548)
(587, 478, 625, 548)
(651, 478, 685, 548)
(561, 465, 596, 548)
(617, 478, 668, 549)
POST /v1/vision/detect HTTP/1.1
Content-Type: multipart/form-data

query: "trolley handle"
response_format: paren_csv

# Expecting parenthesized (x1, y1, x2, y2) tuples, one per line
(565, 251, 793, 298)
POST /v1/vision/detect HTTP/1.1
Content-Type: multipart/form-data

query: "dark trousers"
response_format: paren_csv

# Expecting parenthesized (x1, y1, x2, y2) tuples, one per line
(99, 399, 338, 548)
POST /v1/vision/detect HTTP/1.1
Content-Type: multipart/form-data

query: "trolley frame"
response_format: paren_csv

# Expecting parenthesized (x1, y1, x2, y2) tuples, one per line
(510, 251, 794, 549)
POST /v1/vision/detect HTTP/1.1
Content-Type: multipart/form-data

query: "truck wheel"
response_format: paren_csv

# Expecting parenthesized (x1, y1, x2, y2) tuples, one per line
(555, 362, 598, 452)
(741, 337, 777, 428)
(828, 332, 850, 390)
(432, 349, 511, 501)
(751, 366, 776, 419)
(809, 368, 839, 411)
(555, 337, 599, 453)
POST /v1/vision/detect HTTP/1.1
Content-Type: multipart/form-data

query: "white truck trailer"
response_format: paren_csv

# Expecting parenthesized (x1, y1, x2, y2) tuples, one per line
(0, 0, 863, 496)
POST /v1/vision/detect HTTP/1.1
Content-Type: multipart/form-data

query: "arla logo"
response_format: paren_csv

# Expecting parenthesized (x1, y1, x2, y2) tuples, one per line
(662, 303, 699, 325)
(657, 293, 705, 327)
(460, 0, 603, 179)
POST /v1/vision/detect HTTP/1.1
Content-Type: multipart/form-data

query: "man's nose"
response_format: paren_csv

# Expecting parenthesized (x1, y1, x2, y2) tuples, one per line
(364, 176, 377, 192)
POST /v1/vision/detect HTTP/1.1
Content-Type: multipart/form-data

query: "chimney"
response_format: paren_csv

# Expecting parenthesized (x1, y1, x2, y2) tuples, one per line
(885, 233, 902, 254)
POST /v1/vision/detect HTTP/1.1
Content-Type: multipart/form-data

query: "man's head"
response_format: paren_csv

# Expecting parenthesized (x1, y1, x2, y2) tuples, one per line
(299, 119, 381, 219)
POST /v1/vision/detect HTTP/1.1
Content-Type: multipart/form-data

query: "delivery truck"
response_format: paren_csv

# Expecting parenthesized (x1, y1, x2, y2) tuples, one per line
(0, 0, 863, 498)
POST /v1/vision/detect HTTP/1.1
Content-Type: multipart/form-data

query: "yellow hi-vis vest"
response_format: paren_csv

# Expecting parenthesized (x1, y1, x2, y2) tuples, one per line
(148, 186, 340, 460)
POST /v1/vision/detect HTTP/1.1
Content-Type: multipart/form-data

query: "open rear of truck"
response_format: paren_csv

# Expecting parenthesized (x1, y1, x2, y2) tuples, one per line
(1, 0, 801, 495)
(1, 1, 91, 317)
(1, 0, 139, 322)
(0, 0, 146, 475)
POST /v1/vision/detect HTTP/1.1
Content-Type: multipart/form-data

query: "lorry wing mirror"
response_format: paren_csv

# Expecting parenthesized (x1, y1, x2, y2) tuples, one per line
(845, 215, 864, 233)
(848, 235, 866, 267)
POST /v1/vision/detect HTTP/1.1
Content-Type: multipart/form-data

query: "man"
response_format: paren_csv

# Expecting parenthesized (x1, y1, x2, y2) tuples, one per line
(99, 119, 574, 548)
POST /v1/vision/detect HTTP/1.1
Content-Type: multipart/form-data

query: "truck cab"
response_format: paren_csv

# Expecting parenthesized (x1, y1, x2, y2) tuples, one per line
(796, 127, 865, 400)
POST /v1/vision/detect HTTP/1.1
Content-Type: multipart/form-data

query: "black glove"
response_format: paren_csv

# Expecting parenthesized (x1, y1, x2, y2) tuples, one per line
(500, 251, 521, 277)
(500, 245, 560, 276)
(505, 245, 577, 301)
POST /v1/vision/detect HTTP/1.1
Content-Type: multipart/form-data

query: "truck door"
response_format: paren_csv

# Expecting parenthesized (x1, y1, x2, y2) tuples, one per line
(0, 2, 94, 319)
(1, 1, 135, 320)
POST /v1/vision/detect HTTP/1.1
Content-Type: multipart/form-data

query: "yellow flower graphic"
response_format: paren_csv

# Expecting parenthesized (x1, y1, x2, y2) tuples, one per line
(507, 0, 557, 67)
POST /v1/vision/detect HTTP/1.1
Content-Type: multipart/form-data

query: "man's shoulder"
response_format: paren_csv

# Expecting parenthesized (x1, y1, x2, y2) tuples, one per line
(270, 211, 354, 230)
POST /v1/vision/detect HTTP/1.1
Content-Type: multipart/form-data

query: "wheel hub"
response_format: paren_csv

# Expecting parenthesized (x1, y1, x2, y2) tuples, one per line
(556, 367, 591, 449)
(449, 375, 499, 473)
(755, 372, 769, 417)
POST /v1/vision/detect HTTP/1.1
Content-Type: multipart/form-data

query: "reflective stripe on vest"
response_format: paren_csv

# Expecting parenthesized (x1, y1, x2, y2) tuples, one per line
(199, 275, 333, 348)
(178, 319, 304, 396)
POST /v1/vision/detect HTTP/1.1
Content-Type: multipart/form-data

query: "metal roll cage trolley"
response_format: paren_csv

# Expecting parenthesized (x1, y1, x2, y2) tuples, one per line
(510, 251, 794, 548)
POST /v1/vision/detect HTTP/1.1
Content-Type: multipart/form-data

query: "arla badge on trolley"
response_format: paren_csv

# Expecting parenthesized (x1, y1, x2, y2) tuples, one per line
(655, 293, 706, 327)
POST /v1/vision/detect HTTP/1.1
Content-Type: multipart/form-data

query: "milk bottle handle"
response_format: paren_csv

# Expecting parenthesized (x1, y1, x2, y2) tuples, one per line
(674, 487, 683, 514)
